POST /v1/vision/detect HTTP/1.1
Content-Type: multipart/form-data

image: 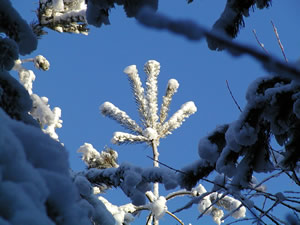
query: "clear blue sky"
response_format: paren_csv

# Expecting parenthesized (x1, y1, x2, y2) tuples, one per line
(11, 1, 300, 224)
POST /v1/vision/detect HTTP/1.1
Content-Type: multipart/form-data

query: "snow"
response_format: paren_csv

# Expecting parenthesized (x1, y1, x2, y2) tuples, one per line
(168, 79, 179, 90)
(98, 196, 135, 225)
(78, 143, 101, 165)
(143, 127, 158, 140)
(0, 109, 94, 225)
(160, 101, 197, 137)
(100, 101, 142, 134)
(148, 196, 168, 220)
(0, 38, 18, 71)
(111, 132, 148, 144)
(0, 70, 34, 124)
(74, 175, 92, 198)
(34, 55, 50, 71)
(145, 60, 160, 127)
(198, 138, 219, 165)
(52, 0, 64, 11)
(124, 65, 138, 75)
(86, 0, 110, 27)
(18, 69, 36, 95)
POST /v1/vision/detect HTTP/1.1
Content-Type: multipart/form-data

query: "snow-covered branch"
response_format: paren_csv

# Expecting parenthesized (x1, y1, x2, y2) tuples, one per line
(137, 8, 300, 82)
(13, 56, 63, 141)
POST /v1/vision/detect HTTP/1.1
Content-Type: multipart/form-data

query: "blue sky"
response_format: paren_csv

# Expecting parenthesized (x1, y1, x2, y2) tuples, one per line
(11, 1, 300, 224)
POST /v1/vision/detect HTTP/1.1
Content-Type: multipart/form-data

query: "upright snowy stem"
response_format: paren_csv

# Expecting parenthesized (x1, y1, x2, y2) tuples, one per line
(159, 79, 179, 124)
(151, 140, 160, 225)
(145, 60, 160, 128)
(152, 140, 159, 197)
(124, 65, 148, 126)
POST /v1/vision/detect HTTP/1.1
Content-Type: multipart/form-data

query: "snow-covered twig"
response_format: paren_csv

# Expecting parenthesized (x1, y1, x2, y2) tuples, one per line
(165, 211, 184, 225)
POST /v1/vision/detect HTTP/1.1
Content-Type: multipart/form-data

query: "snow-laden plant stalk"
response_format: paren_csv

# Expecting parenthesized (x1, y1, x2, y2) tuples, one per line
(100, 60, 197, 224)
(13, 55, 63, 141)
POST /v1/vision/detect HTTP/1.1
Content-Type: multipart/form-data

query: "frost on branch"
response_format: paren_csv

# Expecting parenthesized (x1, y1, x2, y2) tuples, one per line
(100, 60, 196, 146)
(77, 143, 119, 169)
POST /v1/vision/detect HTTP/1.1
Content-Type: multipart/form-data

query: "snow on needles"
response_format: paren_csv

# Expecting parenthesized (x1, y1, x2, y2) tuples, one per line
(100, 60, 197, 146)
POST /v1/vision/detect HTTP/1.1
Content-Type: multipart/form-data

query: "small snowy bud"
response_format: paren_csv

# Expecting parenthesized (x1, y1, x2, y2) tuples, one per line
(183, 101, 197, 114)
(192, 184, 207, 196)
(144, 60, 160, 77)
(167, 79, 179, 91)
(211, 208, 224, 225)
(143, 127, 158, 140)
(198, 196, 212, 214)
(124, 65, 138, 75)
(34, 55, 50, 71)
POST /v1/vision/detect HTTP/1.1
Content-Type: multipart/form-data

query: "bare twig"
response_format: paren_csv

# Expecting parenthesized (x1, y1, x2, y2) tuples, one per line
(258, 200, 279, 220)
(261, 196, 267, 212)
(252, 205, 278, 225)
(226, 80, 242, 112)
(166, 190, 193, 200)
(252, 29, 269, 54)
(271, 20, 288, 63)
(166, 211, 184, 225)
(146, 155, 188, 175)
